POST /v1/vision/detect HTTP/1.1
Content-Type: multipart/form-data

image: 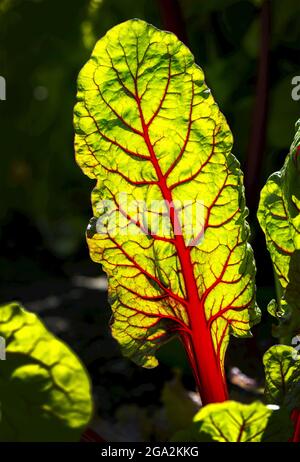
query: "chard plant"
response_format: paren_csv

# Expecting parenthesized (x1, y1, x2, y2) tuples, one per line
(73, 19, 300, 442)
(1, 18, 299, 445)
(74, 19, 259, 406)
(258, 119, 300, 442)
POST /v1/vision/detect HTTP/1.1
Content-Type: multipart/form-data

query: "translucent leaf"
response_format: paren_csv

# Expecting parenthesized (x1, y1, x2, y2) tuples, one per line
(0, 302, 93, 441)
(74, 19, 259, 402)
(258, 119, 300, 339)
(172, 401, 292, 442)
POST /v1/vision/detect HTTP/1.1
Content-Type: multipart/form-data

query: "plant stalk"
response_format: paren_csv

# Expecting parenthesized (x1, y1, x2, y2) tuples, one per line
(244, 0, 270, 212)
(291, 409, 300, 442)
(181, 325, 228, 404)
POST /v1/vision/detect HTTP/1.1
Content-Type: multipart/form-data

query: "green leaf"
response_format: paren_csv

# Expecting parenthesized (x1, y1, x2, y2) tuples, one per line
(258, 119, 300, 339)
(0, 302, 93, 442)
(74, 19, 259, 396)
(263, 344, 300, 410)
(172, 401, 293, 442)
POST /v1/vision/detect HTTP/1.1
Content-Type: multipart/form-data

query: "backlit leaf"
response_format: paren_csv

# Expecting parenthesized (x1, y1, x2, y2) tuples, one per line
(258, 119, 300, 339)
(263, 344, 300, 410)
(0, 302, 93, 441)
(172, 401, 293, 442)
(74, 19, 259, 400)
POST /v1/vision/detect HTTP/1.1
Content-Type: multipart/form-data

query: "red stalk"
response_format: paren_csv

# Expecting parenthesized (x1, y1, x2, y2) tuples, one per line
(134, 80, 229, 405)
(291, 409, 300, 442)
(181, 328, 228, 404)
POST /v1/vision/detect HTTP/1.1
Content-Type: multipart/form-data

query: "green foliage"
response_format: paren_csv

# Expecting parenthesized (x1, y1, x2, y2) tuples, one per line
(263, 344, 300, 410)
(258, 119, 300, 340)
(172, 400, 293, 442)
(74, 19, 258, 374)
(0, 302, 93, 442)
(1, 0, 300, 443)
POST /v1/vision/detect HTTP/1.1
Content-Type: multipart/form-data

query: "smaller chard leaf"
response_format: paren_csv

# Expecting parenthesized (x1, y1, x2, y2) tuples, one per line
(263, 344, 300, 410)
(0, 302, 93, 442)
(258, 119, 300, 340)
(172, 401, 293, 442)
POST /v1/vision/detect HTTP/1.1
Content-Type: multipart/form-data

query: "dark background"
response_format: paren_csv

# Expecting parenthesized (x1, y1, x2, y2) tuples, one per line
(0, 0, 299, 441)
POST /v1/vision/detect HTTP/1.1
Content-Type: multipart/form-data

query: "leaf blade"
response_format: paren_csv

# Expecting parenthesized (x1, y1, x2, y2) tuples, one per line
(263, 344, 300, 410)
(258, 119, 300, 339)
(0, 302, 93, 442)
(74, 19, 259, 393)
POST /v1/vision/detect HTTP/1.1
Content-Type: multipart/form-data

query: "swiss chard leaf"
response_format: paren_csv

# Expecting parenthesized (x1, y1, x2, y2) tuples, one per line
(0, 302, 93, 442)
(74, 19, 259, 403)
(161, 372, 199, 435)
(258, 119, 300, 340)
(263, 344, 300, 410)
(172, 401, 293, 442)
